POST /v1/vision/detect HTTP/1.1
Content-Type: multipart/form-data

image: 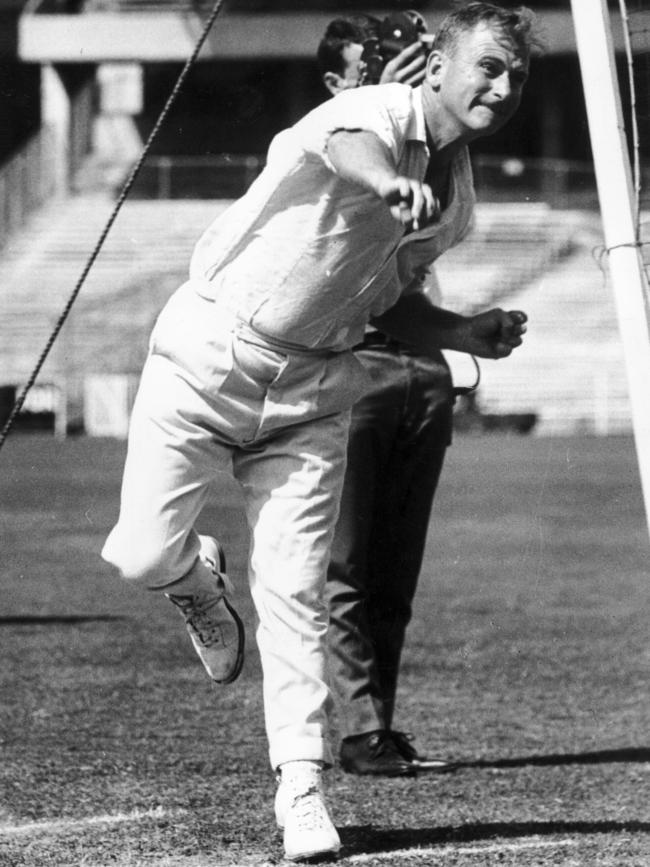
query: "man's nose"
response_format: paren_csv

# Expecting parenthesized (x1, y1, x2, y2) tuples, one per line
(492, 72, 512, 101)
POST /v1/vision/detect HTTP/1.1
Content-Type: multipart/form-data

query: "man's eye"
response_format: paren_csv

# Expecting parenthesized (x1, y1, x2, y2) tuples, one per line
(480, 61, 500, 76)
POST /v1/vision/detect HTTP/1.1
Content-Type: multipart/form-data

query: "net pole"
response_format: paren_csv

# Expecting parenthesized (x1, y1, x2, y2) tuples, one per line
(571, 0, 650, 541)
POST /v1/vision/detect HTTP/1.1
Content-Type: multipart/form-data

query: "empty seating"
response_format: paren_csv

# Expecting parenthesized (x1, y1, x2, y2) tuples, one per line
(0, 196, 636, 435)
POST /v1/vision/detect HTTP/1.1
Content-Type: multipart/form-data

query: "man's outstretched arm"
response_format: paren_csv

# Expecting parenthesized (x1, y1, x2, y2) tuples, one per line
(327, 130, 438, 230)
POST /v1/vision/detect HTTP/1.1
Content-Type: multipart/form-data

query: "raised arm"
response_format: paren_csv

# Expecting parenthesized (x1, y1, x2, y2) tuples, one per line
(378, 41, 428, 88)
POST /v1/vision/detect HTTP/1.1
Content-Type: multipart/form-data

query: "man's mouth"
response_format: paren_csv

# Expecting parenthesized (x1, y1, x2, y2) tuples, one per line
(477, 102, 504, 116)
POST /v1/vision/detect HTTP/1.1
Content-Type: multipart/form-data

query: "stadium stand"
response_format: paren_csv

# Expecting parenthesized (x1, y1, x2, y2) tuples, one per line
(460, 218, 633, 436)
(436, 203, 580, 314)
(0, 194, 631, 436)
(0, 195, 224, 381)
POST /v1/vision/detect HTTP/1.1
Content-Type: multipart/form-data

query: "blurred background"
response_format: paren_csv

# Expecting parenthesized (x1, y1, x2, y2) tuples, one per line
(0, 0, 645, 440)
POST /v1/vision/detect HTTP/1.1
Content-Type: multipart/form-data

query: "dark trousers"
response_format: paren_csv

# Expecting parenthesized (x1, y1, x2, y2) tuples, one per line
(326, 335, 454, 738)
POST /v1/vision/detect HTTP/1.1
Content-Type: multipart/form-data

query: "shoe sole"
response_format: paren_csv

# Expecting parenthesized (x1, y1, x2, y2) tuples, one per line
(201, 538, 246, 686)
(339, 761, 415, 778)
(213, 597, 245, 685)
(284, 845, 341, 862)
(411, 759, 460, 773)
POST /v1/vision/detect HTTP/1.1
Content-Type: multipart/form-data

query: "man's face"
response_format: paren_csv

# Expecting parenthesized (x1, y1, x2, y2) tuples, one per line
(428, 22, 529, 141)
(323, 42, 363, 95)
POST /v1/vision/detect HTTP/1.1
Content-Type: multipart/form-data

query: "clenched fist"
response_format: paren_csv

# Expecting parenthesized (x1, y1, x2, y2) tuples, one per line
(458, 309, 527, 359)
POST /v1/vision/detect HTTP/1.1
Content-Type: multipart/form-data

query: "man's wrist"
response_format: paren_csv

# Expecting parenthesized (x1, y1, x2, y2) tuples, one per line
(437, 313, 472, 353)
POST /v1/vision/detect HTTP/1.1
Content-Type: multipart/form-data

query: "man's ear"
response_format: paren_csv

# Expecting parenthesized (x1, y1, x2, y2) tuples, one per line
(323, 71, 346, 96)
(425, 49, 444, 88)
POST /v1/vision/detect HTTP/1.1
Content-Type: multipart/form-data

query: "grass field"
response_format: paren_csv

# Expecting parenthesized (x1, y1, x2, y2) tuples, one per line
(1, 431, 649, 866)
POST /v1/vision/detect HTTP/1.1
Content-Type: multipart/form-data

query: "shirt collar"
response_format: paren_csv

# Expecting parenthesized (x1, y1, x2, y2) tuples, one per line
(408, 86, 428, 144)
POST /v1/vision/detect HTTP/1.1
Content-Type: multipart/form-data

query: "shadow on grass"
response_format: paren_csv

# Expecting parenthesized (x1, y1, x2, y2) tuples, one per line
(340, 819, 650, 856)
(461, 747, 650, 768)
(0, 615, 127, 625)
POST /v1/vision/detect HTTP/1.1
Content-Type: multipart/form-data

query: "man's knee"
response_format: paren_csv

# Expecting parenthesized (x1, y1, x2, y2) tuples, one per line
(101, 533, 183, 587)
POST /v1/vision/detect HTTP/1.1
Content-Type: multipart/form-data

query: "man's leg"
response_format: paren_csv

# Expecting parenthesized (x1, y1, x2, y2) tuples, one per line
(326, 346, 401, 739)
(365, 349, 456, 772)
(367, 350, 453, 727)
(234, 411, 351, 770)
(326, 343, 422, 776)
(327, 344, 455, 774)
(102, 352, 244, 683)
(233, 411, 349, 860)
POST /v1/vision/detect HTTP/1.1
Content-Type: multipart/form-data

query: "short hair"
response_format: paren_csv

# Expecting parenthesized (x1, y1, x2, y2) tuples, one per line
(316, 14, 380, 77)
(434, 2, 542, 57)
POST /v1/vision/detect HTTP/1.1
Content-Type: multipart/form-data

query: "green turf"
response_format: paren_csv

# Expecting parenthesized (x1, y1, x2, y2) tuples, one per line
(1, 432, 649, 866)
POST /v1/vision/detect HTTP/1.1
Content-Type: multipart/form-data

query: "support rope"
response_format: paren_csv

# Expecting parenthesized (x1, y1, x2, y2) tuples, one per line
(0, 0, 227, 451)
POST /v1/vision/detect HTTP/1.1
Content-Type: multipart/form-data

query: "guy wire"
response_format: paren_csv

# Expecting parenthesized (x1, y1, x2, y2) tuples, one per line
(0, 0, 227, 452)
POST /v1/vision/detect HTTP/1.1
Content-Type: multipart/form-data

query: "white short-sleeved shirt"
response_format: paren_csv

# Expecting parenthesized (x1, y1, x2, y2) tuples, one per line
(189, 83, 475, 351)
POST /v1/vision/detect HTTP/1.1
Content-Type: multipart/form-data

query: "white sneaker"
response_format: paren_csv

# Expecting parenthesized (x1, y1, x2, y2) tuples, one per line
(166, 537, 245, 684)
(275, 773, 341, 861)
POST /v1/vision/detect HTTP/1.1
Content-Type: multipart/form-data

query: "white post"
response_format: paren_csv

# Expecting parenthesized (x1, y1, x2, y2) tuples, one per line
(571, 0, 650, 540)
(54, 381, 68, 440)
(41, 65, 70, 196)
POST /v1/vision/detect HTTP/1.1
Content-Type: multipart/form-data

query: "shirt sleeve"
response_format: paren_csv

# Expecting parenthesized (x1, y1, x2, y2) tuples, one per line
(295, 83, 412, 171)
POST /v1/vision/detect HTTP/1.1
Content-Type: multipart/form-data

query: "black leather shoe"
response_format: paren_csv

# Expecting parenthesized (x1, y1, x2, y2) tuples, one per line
(391, 731, 459, 773)
(340, 731, 416, 777)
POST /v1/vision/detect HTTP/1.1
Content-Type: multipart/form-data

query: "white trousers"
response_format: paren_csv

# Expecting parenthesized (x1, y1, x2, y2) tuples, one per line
(102, 281, 369, 769)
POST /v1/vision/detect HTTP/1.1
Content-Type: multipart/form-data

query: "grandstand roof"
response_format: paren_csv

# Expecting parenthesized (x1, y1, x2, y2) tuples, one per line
(18, 7, 614, 63)
(19, 1, 645, 63)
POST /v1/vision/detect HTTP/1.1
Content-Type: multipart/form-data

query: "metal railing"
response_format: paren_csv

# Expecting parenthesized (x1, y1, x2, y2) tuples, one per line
(473, 154, 600, 209)
(117, 152, 603, 208)
(122, 154, 265, 200)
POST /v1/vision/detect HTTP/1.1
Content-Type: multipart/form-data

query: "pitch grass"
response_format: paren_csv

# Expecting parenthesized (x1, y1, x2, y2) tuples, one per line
(0, 432, 649, 867)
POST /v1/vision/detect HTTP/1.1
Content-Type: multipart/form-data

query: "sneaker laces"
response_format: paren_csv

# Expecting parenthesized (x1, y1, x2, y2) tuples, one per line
(168, 590, 227, 647)
(288, 785, 331, 832)
(368, 731, 403, 759)
(390, 731, 417, 761)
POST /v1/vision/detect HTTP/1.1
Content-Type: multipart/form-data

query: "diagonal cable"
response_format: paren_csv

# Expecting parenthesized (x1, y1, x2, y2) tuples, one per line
(0, 0, 226, 452)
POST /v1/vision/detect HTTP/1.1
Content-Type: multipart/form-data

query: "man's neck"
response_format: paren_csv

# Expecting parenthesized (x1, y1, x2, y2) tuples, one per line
(417, 88, 454, 207)
(421, 82, 467, 164)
